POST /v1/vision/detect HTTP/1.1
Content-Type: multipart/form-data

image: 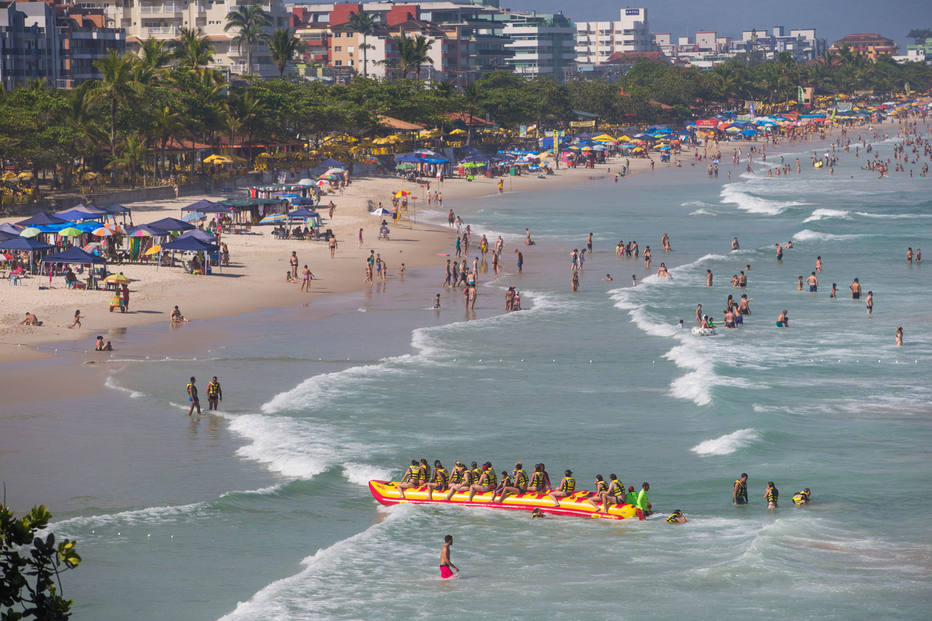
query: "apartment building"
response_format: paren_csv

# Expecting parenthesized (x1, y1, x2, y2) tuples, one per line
(0, 1, 123, 89)
(502, 11, 574, 78)
(831, 33, 897, 60)
(72, 0, 289, 78)
(574, 7, 651, 65)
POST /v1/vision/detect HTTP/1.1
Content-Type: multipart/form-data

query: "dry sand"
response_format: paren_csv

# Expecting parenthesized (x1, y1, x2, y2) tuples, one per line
(0, 155, 663, 365)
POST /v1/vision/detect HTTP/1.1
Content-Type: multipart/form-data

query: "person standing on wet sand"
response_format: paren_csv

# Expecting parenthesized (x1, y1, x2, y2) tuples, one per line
(439, 535, 458, 579)
(289, 251, 298, 279)
(186, 377, 201, 416)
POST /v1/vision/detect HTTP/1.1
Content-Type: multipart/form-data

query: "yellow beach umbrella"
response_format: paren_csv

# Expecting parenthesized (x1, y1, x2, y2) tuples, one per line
(104, 273, 133, 283)
(17, 171, 34, 180)
(143, 245, 162, 256)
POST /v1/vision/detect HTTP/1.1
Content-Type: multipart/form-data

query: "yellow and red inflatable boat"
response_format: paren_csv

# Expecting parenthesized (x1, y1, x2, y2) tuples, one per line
(369, 480, 645, 521)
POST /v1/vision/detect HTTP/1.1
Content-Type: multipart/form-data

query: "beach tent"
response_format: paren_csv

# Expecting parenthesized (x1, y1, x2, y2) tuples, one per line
(56, 205, 106, 221)
(100, 203, 129, 215)
(162, 236, 218, 252)
(288, 207, 320, 220)
(0, 230, 16, 242)
(182, 199, 228, 213)
(127, 224, 165, 237)
(41, 246, 106, 265)
(16, 211, 66, 227)
(0, 236, 54, 249)
(177, 229, 217, 243)
(318, 158, 346, 169)
(0, 223, 22, 235)
(148, 217, 195, 233)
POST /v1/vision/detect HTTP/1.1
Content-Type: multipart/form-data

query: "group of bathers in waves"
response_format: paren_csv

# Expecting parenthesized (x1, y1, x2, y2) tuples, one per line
(397, 459, 671, 518)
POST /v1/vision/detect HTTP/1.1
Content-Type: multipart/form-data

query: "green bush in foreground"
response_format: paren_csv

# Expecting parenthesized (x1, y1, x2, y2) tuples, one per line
(1, 504, 81, 621)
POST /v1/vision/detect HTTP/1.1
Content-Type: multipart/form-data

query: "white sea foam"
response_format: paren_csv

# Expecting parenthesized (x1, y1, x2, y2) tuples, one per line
(854, 211, 932, 220)
(103, 375, 144, 399)
(691, 428, 761, 456)
(342, 462, 393, 486)
(792, 229, 860, 242)
(226, 414, 367, 480)
(720, 184, 807, 215)
(689, 208, 717, 216)
(219, 504, 416, 621)
(803, 208, 850, 223)
(260, 364, 402, 414)
(682, 200, 713, 208)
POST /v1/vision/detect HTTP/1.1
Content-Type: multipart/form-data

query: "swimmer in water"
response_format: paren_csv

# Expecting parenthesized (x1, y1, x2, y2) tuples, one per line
(433, 293, 441, 309)
(865, 291, 873, 316)
(830, 283, 837, 299)
(665, 509, 687, 524)
(777, 310, 789, 327)
(765, 481, 779, 509)
(896, 326, 903, 346)
(850, 278, 861, 300)
(602, 274, 613, 281)
(792, 489, 811, 505)
(807, 272, 818, 292)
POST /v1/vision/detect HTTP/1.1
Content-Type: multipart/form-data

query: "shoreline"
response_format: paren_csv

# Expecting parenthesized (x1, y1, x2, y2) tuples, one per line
(0, 154, 660, 368)
(1, 119, 890, 371)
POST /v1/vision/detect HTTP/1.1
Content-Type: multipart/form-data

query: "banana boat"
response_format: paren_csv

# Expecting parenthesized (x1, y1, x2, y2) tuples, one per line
(369, 480, 645, 521)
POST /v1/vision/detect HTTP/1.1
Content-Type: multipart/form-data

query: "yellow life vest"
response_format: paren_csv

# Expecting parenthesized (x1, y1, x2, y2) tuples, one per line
(514, 469, 528, 488)
(793, 491, 809, 505)
(608, 480, 624, 496)
(405, 465, 420, 483)
(418, 464, 430, 484)
(529, 471, 544, 489)
(481, 469, 497, 487)
(435, 468, 448, 487)
(499, 474, 511, 488)
(207, 381, 220, 397)
(665, 513, 681, 523)
(594, 479, 607, 494)
(561, 477, 576, 494)
(449, 469, 463, 485)
(735, 479, 748, 501)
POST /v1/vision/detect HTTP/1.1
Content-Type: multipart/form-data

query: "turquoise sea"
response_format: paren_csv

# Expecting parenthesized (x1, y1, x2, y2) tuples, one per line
(2, 128, 931, 620)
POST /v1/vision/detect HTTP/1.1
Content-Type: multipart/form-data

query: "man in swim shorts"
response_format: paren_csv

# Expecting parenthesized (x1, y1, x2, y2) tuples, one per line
(806, 272, 818, 292)
(186, 377, 201, 416)
(440, 535, 458, 579)
(850, 278, 861, 300)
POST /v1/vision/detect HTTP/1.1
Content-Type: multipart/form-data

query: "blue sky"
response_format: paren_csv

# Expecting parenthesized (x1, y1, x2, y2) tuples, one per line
(503, 0, 929, 50)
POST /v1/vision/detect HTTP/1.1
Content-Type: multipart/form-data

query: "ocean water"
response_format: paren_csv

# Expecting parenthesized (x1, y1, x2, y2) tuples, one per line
(10, 133, 932, 619)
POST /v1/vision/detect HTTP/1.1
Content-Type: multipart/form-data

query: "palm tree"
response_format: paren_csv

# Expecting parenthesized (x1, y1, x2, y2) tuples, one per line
(462, 81, 482, 145)
(411, 34, 434, 81)
(151, 105, 181, 179)
(265, 28, 301, 78)
(225, 3, 272, 76)
(92, 50, 138, 165)
(135, 38, 173, 84)
(392, 33, 433, 80)
(175, 27, 215, 73)
(347, 9, 377, 78)
(106, 134, 149, 187)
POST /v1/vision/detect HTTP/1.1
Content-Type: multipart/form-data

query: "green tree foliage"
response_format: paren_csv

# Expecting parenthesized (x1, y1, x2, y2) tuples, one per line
(2, 51, 932, 189)
(1, 504, 81, 620)
(907, 29, 931, 45)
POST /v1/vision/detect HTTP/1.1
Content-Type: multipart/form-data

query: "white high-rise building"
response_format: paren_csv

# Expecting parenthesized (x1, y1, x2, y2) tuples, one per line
(574, 7, 650, 64)
(71, 0, 289, 77)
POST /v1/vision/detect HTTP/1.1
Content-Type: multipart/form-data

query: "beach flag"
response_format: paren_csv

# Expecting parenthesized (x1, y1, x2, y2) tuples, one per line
(797, 86, 804, 104)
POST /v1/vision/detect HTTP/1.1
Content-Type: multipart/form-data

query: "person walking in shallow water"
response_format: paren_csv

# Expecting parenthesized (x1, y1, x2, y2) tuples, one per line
(186, 376, 201, 416)
(439, 535, 458, 579)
